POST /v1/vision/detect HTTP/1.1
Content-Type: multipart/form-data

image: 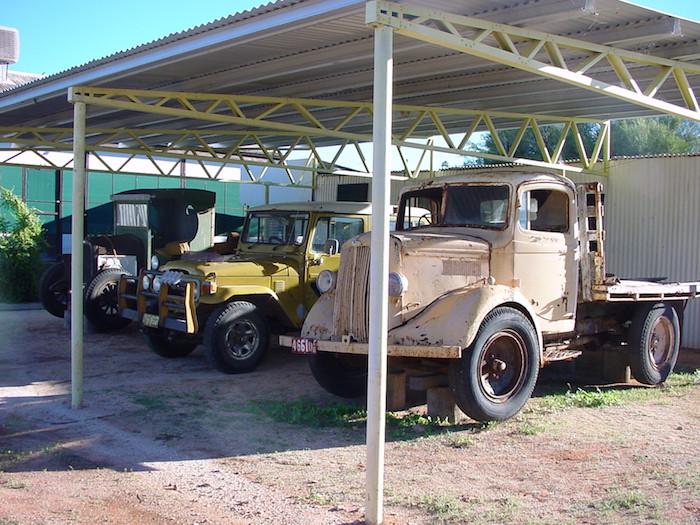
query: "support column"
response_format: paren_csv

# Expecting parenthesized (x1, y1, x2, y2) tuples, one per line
(366, 24, 393, 525)
(71, 101, 87, 409)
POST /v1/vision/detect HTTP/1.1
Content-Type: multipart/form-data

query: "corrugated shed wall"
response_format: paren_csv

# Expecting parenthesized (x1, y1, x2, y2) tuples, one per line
(601, 157, 700, 350)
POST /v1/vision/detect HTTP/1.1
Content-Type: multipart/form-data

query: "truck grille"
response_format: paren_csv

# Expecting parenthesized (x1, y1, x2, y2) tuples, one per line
(333, 244, 370, 341)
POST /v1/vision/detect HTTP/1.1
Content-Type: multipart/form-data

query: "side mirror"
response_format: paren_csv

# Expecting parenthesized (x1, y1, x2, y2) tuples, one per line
(324, 238, 340, 255)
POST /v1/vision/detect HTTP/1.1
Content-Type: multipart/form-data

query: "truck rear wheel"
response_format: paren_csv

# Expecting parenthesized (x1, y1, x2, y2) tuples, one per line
(84, 268, 131, 332)
(449, 307, 540, 422)
(309, 352, 367, 398)
(628, 302, 680, 385)
(39, 261, 69, 318)
(203, 301, 269, 374)
(143, 328, 198, 358)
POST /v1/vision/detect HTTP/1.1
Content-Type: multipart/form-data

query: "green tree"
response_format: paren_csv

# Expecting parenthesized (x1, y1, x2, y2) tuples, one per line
(0, 187, 48, 302)
(610, 116, 700, 156)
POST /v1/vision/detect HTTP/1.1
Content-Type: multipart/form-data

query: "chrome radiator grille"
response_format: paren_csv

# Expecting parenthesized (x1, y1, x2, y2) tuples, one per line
(333, 244, 371, 341)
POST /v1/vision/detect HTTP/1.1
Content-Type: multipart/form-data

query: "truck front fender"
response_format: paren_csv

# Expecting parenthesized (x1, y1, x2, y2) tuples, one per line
(199, 285, 279, 305)
(388, 285, 542, 353)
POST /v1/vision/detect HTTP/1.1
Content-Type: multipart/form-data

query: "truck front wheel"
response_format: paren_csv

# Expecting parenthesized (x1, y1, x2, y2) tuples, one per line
(143, 328, 198, 358)
(309, 352, 367, 398)
(84, 268, 131, 332)
(449, 307, 540, 422)
(628, 302, 680, 385)
(203, 301, 269, 374)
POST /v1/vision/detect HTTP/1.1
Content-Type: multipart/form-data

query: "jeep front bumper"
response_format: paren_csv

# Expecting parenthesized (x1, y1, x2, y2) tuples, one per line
(118, 270, 200, 333)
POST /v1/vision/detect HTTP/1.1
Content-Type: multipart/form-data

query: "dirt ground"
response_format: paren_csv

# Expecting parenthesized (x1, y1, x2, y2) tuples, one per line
(1, 306, 699, 525)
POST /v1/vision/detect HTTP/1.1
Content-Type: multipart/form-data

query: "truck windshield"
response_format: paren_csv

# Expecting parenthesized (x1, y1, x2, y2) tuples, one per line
(241, 211, 310, 245)
(397, 184, 510, 230)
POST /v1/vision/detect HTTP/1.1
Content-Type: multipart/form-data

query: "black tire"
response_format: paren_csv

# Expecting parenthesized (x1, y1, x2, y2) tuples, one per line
(143, 328, 198, 358)
(449, 307, 540, 422)
(203, 301, 269, 374)
(309, 352, 367, 398)
(628, 302, 680, 385)
(83, 268, 131, 332)
(39, 262, 69, 318)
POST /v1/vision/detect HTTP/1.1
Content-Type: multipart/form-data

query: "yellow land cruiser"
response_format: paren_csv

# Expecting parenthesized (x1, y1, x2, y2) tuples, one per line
(118, 201, 371, 374)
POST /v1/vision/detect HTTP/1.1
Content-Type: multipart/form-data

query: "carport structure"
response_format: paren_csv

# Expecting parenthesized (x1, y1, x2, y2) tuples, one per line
(2, 1, 700, 523)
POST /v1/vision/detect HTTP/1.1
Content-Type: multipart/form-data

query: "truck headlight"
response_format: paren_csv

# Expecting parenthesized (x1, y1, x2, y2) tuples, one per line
(151, 255, 160, 270)
(152, 275, 162, 293)
(388, 272, 408, 297)
(317, 270, 336, 294)
(141, 274, 151, 290)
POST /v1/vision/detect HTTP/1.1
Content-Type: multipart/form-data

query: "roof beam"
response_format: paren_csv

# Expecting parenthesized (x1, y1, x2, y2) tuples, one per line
(61, 87, 611, 174)
(367, 0, 700, 123)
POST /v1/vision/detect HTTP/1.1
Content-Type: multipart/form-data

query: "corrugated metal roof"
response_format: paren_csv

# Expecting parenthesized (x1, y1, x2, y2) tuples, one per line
(0, 0, 699, 149)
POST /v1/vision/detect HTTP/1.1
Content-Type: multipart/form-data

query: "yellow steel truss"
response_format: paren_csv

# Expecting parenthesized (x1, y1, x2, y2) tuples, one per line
(0, 87, 610, 178)
(367, 1, 700, 122)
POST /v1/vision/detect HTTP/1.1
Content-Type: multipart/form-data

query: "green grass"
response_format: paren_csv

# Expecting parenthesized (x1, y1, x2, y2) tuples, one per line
(534, 371, 699, 414)
(247, 399, 485, 440)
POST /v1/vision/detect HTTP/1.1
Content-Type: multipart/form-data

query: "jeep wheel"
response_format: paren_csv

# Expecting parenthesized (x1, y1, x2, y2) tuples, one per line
(203, 301, 269, 374)
(449, 307, 539, 422)
(628, 302, 680, 385)
(39, 262, 69, 318)
(143, 328, 198, 358)
(309, 352, 367, 398)
(84, 268, 131, 332)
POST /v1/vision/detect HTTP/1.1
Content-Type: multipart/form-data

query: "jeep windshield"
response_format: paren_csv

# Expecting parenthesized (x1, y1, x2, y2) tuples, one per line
(396, 184, 510, 231)
(241, 211, 310, 245)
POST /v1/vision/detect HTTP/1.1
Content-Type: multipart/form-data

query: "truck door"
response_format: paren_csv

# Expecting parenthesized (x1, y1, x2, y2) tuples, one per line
(513, 184, 578, 333)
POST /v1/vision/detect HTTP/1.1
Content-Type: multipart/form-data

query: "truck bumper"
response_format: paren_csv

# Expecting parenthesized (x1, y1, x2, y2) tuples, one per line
(278, 335, 462, 359)
(118, 272, 199, 333)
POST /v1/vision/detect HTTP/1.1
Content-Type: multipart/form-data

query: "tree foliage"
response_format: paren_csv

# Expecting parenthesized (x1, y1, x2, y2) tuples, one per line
(610, 116, 700, 156)
(0, 187, 48, 302)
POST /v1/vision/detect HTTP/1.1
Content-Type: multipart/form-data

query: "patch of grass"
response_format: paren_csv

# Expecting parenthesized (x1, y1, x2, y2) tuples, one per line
(2, 476, 27, 489)
(590, 487, 660, 518)
(249, 399, 481, 441)
(418, 494, 471, 524)
(130, 393, 168, 411)
(0, 518, 23, 525)
(0, 448, 25, 461)
(549, 386, 624, 409)
(444, 435, 475, 448)
(516, 422, 547, 435)
(248, 399, 366, 428)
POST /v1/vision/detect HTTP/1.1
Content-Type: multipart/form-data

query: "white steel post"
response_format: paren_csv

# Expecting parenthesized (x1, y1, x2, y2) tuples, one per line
(366, 24, 393, 525)
(71, 100, 86, 409)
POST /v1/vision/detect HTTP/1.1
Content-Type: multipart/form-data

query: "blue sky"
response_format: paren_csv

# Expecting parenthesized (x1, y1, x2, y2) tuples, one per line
(4, 0, 700, 76)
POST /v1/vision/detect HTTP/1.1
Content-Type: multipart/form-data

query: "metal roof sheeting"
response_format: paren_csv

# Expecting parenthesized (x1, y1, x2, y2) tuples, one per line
(1, 0, 699, 145)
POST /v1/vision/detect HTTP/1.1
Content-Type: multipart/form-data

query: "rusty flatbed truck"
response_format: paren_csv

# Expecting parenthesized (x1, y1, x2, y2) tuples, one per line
(119, 201, 372, 374)
(279, 171, 699, 422)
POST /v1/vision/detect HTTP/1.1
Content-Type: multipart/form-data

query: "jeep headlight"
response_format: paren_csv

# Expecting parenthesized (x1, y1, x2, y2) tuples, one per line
(152, 275, 162, 293)
(388, 272, 408, 297)
(316, 269, 336, 294)
(141, 274, 151, 290)
(150, 255, 160, 270)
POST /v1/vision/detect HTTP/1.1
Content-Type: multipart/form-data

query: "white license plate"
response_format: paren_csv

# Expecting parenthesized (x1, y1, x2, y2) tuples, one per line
(142, 313, 160, 328)
(291, 337, 317, 354)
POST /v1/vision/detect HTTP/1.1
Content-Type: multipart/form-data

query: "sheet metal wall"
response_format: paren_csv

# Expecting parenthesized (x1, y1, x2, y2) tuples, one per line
(601, 156, 700, 350)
